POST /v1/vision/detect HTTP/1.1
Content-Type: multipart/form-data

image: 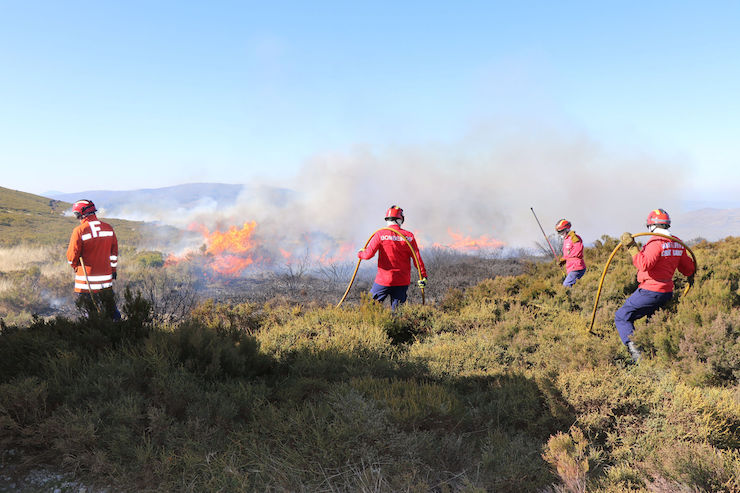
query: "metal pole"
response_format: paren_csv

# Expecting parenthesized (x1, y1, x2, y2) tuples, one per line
(530, 207, 558, 258)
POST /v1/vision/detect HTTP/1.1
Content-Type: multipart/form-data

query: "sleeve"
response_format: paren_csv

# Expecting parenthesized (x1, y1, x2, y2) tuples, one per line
(678, 249, 696, 277)
(66, 228, 81, 269)
(410, 238, 427, 278)
(110, 229, 119, 273)
(632, 240, 661, 271)
(358, 232, 381, 260)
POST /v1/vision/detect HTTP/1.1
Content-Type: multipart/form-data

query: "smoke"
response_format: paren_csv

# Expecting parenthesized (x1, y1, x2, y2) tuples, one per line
(119, 120, 688, 266)
(203, 120, 687, 252)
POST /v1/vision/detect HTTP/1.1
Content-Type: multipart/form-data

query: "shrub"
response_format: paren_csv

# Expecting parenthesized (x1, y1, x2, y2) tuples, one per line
(542, 427, 591, 493)
(188, 299, 264, 335)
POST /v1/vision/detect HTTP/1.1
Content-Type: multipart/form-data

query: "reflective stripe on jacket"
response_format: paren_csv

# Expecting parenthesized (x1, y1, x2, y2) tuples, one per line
(66, 215, 118, 293)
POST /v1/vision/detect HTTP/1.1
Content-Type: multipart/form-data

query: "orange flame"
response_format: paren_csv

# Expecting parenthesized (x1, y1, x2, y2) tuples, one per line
(203, 221, 257, 256)
(167, 221, 356, 276)
(168, 221, 259, 276)
(210, 254, 254, 276)
(432, 228, 505, 251)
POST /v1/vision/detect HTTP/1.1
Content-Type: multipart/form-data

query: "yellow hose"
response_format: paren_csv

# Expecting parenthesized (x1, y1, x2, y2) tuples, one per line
(336, 227, 425, 307)
(588, 232, 698, 333)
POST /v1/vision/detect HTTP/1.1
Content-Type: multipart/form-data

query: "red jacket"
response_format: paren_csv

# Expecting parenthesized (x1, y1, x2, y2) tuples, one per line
(561, 230, 586, 272)
(66, 215, 118, 293)
(358, 224, 427, 286)
(633, 234, 695, 293)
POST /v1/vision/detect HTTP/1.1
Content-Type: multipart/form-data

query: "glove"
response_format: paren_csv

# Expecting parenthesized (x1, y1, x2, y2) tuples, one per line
(112, 271, 117, 280)
(687, 275, 694, 287)
(417, 277, 427, 289)
(620, 232, 636, 248)
(621, 232, 640, 257)
(558, 257, 567, 267)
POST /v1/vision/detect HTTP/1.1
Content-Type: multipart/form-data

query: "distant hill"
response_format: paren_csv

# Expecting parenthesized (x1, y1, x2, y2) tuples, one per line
(681, 208, 740, 240)
(0, 186, 174, 248)
(47, 183, 246, 213)
(46, 183, 293, 223)
(40, 183, 740, 243)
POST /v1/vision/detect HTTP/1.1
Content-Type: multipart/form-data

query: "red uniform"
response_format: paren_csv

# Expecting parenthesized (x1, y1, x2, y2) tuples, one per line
(66, 215, 118, 293)
(358, 224, 427, 286)
(561, 230, 586, 272)
(633, 234, 695, 293)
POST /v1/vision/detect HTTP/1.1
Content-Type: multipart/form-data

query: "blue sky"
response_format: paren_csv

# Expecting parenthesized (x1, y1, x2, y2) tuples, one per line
(1, 1, 739, 207)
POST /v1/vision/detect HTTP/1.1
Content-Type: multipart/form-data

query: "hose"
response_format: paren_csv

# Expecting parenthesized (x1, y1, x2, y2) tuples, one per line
(336, 227, 425, 308)
(587, 232, 698, 333)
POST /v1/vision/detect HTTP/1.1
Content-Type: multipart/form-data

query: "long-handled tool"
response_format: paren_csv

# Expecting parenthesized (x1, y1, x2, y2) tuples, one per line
(337, 227, 425, 308)
(531, 207, 558, 258)
(587, 232, 698, 333)
(79, 257, 102, 314)
(531, 207, 565, 273)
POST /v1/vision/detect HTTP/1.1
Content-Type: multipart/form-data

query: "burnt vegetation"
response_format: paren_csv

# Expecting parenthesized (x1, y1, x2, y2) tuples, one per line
(1, 236, 739, 492)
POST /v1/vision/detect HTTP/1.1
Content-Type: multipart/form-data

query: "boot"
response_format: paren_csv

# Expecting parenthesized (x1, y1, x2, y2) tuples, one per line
(626, 341, 642, 363)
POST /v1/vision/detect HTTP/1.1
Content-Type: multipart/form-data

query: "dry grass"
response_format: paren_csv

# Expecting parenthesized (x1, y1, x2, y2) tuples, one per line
(0, 245, 68, 276)
(0, 278, 13, 293)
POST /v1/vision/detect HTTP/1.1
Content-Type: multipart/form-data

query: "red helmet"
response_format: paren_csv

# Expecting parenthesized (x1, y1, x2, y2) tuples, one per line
(385, 205, 404, 222)
(646, 208, 670, 227)
(555, 219, 571, 232)
(72, 199, 97, 219)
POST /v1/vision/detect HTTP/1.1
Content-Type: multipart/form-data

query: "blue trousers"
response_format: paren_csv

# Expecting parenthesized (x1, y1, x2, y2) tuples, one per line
(369, 283, 408, 311)
(563, 268, 586, 287)
(614, 288, 672, 344)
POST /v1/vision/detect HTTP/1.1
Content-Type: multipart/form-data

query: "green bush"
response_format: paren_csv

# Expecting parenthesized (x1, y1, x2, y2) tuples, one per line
(2, 236, 740, 492)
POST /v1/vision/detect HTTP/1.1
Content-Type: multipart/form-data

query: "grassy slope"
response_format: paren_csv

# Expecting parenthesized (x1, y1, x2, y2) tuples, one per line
(0, 236, 738, 492)
(0, 186, 147, 247)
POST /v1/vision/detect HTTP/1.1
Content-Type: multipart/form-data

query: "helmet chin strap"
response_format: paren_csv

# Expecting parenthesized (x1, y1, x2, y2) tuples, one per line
(648, 224, 669, 233)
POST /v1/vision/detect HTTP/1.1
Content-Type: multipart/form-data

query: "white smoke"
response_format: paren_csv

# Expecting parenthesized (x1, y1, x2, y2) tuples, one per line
(199, 120, 687, 252)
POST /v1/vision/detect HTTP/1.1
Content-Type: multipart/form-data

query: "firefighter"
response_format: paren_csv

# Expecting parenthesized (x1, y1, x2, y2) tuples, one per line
(66, 199, 121, 320)
(615, 209, 695, 362)
(555, 219, 586, 287)
(358, 205, 428, 310)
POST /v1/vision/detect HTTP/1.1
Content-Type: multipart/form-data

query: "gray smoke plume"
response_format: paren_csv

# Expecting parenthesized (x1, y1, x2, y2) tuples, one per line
(204, 121, 687, 254)
(102, 120, 690, 266)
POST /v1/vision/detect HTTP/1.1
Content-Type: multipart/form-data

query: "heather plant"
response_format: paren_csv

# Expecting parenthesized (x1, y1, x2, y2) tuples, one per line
(2, 236, 740, 492)
(188, 299, 265, 335)
(542, 426, 591, 493)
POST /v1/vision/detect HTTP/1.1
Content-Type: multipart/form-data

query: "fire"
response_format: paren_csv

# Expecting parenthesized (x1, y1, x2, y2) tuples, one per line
(200, 221, 257, 256)
(209, 254, 254, 276)
(166, 221, 355, 277)
(432, 228, 505, 252)
(170, 221, 260, 276)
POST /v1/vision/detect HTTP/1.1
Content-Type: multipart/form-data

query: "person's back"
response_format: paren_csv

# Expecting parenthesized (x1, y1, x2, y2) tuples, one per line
(633, 234, 694, 293)
(68, 216, 117, 292)
(555, 219, 586, 287)
(615, 209, 695, 362)
(66, 199, 120, 319)
(368, 223, 421, 287)
(358, 205, 427, 310)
